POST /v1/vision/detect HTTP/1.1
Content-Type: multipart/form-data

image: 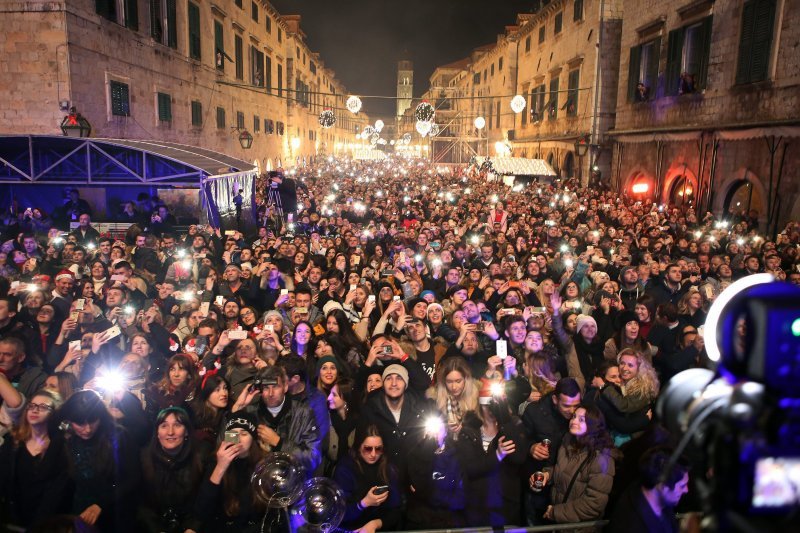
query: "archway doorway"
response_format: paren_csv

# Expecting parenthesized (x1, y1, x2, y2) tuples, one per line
(723, 178, 764, 219)
(668, 175, 695, 208)
(563, 151, 575, 179)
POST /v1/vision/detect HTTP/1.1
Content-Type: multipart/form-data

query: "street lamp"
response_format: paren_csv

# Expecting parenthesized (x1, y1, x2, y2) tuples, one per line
(574, 135, 590, 182)
(474, 116, 486, 157)
(60, 107, 92, 137)
(238, 129, 253, 149)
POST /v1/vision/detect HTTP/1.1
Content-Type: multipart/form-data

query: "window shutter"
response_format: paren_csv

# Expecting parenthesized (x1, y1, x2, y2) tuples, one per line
(750, 0, 776, 82)
(96, 0, 116, 21)
(158, 93, 171, 121)
(215, 21, 224, 70)
(126, 0, 139, 30)
(697, 16, 713, 89)
(191, 101, 202, 126)
(188, 3, 201, 59)
(736, 1, 757, 84)
(167, 0, 177, 48)
(628, 46, 641, 101)
(665, 28, 684, 96)
(150, 0, 162, 41)
(647, 37, 661, 98)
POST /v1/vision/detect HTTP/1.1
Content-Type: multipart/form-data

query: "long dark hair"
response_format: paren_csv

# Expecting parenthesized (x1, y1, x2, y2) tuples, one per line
(218, 427, 266, 517)
(326, 309, 368, 358)
(190, 374, 229, 435)
(565, 404, 615, 458)
(58, 390, 119, 478)
(349, 424, 390, 485)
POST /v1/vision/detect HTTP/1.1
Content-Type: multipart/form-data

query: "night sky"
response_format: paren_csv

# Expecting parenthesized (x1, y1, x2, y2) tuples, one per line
(271, 0, 538, 117)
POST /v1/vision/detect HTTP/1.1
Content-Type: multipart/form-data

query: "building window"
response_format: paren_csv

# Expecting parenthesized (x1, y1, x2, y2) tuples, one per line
(473, 72, 481, 85)
(265, 56, 273, 92)
(157, 92, 172, 121)
(253, 115, 260, 132)
(529, 84, 546, 123)
(628, 38, 661, 102)
(110, 81, 130, 116)
(736, 0, 776, 85)
(566, 69, 579, 116)
(548, 77, 559, 120)
(483, 70, 487, 82)
(96, 0, 138, 30)
(235, 0, 242, 8)
(234, 35, 244, 80)
(666, 16, 713, 95)
(251, 1, 258, 22)
(278, 27, 282, 43)
(188, 2, 201, 60)
(265, 119, 274, 134)
(525, 36, 531, 53)
(216, 107, 225, 128)
(539, 25, 546, 44)
(265, 16, 271, 33)
(310, 62, 316, 75)
(215, 21, 226, 71)
(236, 111, 245, 130)
(555, 12, 563, 35)
(150, 0, 177, 48)
(276, 121, 285, 135)
(191, 100, 202, 126)
(491, 64, 495, 76)
(498, 57, 503, 71)
(495, 101, 500, 128)
(277, 64, 283, 96)
(251, 46, 264, 86)
(574, 0, 584, 22)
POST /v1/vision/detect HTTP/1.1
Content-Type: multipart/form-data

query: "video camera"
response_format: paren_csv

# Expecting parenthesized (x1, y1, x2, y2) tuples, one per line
(657, 275, 800, 531)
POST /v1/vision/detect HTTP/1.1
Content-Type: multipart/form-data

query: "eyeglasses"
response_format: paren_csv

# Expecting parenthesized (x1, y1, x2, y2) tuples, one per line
(240, 310, 254, 317)
(27, 402, 54, 412)
(361, 445, 383, 454)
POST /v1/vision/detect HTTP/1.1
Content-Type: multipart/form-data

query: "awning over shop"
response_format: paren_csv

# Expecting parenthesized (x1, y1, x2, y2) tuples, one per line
(713, 126, 800, 140)
(476, 156, 557, 176)
(610, 132, 702, 143)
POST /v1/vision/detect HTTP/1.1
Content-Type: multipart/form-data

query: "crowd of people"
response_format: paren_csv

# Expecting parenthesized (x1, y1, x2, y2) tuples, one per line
(0, 155, 798, 533)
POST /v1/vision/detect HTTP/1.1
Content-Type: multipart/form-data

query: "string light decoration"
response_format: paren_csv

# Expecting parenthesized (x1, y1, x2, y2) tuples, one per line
(474, 116, 486, 130)
(374, 119, 384, 133)
(402, 133, 412, 144)
(318, 109, 336, 129)
(430, 123, 441, 137)
(370, 132, 380, 145)
(346, 95, 362, 114)
(415, 120, 432, 137)
(510, 95, 526, 114)
(414, 101, 435, 122)
(363, 125, 375, 137)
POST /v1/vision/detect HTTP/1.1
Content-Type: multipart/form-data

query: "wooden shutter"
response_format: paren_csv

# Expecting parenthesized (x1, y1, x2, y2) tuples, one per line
(697, 16, 713, 89)
(96, 0, 116, 22)
(647, 37, 661, 98)
(150, 0, 162, 41)
(125, 0, 139, 30)
(736, 1, 757, 84)
(665, 28, 684, 96)
(627, 46, 641, 101)
(188, 3, 201, 59)
(167, 0, 177, 48)
(750, 0, 776, 82)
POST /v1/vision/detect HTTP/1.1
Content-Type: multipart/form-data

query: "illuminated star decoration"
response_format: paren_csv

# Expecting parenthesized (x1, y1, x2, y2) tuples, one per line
(346, 95, 362, 114)
(318, 109, 336, 129)
(415, 101, 435, 123)
(510, 95, 526, 114)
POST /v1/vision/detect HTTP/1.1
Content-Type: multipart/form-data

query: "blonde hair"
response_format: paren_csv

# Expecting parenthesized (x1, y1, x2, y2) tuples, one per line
(427, 357, 479, 416)
(617, 348, 660, 402)
(677, 287, 704, 315)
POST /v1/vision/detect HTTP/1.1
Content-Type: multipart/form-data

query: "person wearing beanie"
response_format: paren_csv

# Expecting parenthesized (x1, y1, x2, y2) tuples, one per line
(315, 355, 342, 394)
(618, 266, 642, 311)
(361, 338, 436, 475)
(568, 313, 607, 390)
(51, 269, 75, 316)
(604, 310, 652, 363)
(195, 410, 265, 530)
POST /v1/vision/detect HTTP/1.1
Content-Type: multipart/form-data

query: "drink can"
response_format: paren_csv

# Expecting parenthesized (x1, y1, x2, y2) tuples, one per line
(532, 471, 545, 492)
(542, 439, 551, 450)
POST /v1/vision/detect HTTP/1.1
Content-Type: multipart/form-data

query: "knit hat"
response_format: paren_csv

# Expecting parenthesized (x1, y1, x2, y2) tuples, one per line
(240, 262, 253, 271)
(322, 300, 343, 316)
(426, 302, 444, 316)
(55, 269, 75, 282)
(406, 297, 427, 312)
(225, 412, 257, 437)
(315, 355, 341, 376)
(617, 310, 640, 329)
(420, 290, 436, 302)
(382, 364, 408, 384)
(447, 284, 467, 298)
(575, 314, 598, 335)
(619, 266, 636, 282)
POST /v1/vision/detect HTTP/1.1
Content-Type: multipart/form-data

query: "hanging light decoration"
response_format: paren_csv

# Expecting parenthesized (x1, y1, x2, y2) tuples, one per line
(363, 125, 375, 136)
(318, 109, 336, 129)
(402, 133, 412, 144)
(510, 95, 526, 114)
(474, 116, 486, 130)
(414, 101, 435, 122)
(346, 95, 362, 114)
(415, 120, 432, 137)
(430, 123, 441, 137)
(370, 132, 380, 145)
(374, 119, 384, 133)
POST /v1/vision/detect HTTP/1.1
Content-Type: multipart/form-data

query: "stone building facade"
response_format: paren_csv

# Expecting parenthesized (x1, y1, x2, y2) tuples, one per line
(611, 0, 800, 232)
(0, 0, 367, 167)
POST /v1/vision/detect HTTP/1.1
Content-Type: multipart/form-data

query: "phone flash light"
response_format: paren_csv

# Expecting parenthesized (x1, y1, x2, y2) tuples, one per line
(489, 382, 504, 397)
(425, 417, 444, 435)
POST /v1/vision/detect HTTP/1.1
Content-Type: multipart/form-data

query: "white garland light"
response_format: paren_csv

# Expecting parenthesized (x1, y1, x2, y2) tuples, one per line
(474, 116, 486, 130)
(510, 95, 526, 114)
(374, 119, 384, 133)
(416, 120, 432, 137)
(346, 95, 362, 114)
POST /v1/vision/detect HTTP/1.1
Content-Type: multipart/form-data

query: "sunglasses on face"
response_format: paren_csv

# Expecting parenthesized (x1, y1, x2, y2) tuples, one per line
(361, 445, 384, 454)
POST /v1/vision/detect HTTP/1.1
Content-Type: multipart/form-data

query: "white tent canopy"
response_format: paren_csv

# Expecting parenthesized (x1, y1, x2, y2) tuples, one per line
(476, 156, 557, 176)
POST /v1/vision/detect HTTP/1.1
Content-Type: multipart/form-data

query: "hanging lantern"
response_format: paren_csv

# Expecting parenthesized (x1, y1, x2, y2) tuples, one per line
(414, 101, 435, 122)
(510, 95, 526, 114)
(60, 107, 92, 137)
(346, 95, 362, 114)
(238, 130, 253, 149)
(416, 120, 432, 137)
(318, 109, 336, 129)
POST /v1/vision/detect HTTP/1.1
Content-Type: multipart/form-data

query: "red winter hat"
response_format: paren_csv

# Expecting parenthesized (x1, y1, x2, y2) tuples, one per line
(55, 269, 75, 282)
(479, 378, 505, 405)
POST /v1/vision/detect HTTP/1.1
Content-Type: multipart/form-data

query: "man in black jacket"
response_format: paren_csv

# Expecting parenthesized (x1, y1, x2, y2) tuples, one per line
(520, 377, 581, 525)
(606, 447, 689, 533)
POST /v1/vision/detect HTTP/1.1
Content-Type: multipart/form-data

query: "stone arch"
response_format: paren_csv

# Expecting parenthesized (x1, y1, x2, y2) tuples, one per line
(562, 151, 576, 178)
(622, 167, 655, 194)
(714, 167, 768, 223)
(661, 163, 698, 206)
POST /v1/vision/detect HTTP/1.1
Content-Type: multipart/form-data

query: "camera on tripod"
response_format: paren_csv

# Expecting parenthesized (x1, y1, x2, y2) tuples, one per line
(657, 274, 800, 531)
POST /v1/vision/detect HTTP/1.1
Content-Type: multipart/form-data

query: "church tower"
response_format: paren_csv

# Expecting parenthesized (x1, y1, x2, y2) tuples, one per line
(396, 60, 413, 118)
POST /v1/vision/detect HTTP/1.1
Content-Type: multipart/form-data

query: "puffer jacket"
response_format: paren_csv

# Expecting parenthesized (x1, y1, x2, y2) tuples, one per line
(544, 445, 616, 525)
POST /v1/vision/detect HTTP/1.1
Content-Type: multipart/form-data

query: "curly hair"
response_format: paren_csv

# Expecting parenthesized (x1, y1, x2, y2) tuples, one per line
(565, 404, 615, 458)
(617, 348, 660, 402)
